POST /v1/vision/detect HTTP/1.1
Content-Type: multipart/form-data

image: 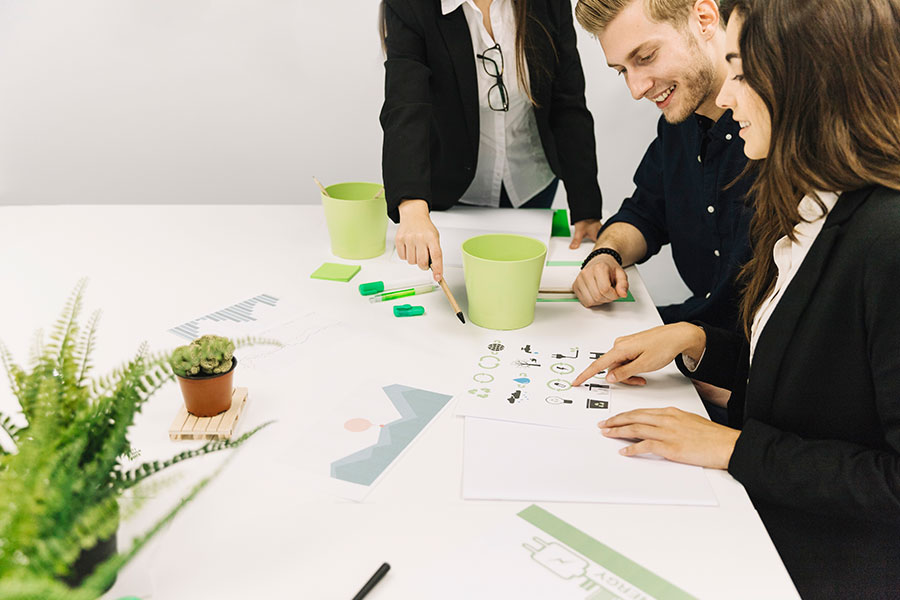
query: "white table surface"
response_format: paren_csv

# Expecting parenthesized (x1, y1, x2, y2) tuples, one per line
(0, 205, 799, 599)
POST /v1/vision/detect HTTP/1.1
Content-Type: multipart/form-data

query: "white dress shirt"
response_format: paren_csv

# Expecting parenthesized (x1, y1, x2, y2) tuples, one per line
(749, 191, 840, 361)
(683, 191, 840, 372)
(441, 0, 555, 207)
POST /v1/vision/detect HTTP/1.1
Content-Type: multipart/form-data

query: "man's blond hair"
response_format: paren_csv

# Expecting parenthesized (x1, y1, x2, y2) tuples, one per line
(575, 0, 708, 33)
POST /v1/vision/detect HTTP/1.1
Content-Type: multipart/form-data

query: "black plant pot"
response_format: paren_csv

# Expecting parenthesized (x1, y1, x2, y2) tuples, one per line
(62, 531, 118, 591)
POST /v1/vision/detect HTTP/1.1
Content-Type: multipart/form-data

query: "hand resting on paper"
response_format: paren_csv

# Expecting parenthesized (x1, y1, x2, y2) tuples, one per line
(571, 322, 707, 387)
(397, 199, 444, 282)
(570, 218, 603, 249)
(572, 323, 736, 468)
(598, 408, 740, 469)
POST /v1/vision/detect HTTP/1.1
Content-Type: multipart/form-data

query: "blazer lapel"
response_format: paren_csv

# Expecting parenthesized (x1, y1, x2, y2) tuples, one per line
(744, 187, 875, 420)
(437, 5, 479, 159)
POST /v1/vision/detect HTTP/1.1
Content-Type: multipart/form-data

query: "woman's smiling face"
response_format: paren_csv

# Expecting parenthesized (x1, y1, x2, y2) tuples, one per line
(716, 11, 771, 160)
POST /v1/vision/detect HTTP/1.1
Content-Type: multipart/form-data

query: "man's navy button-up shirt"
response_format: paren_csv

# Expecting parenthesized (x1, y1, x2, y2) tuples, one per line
(602, 110, 753, 332)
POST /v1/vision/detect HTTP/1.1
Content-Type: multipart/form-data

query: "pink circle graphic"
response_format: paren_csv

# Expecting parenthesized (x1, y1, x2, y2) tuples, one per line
(344, 418, 373, 432)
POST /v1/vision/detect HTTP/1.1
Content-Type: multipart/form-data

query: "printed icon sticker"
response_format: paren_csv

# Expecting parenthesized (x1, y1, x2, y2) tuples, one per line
(547, 379, 572, 392)
(545, 396, 573, 405)
(550, 363, 575, 375)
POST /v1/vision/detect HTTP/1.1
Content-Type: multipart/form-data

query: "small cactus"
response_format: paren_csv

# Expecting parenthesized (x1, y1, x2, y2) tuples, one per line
(170, 334, 235, 377)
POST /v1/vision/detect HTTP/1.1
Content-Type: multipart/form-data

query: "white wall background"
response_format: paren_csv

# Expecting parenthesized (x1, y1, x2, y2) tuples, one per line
(0, 0, 689, 304)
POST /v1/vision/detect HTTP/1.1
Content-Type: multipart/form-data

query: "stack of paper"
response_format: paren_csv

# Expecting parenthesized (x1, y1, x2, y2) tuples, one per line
(458, 332, 717, 506)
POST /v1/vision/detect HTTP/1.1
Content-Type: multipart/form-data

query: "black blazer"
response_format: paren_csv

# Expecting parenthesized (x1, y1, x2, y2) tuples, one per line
(380, 0, 603, 224)
(677, 185, 900, 598)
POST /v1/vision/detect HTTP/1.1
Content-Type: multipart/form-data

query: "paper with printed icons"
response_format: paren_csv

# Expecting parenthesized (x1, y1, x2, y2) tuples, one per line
(457, 336, 617, 430)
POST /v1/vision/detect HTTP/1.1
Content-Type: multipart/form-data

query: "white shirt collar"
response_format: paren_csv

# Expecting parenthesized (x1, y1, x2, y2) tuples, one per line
(441, 0, 467, 15)
(798, 191, 840, 223)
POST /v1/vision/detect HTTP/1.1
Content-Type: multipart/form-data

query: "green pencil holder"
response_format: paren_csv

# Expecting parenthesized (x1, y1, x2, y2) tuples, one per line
(462, 234, 547, 330)
(322, 182, 387, 259)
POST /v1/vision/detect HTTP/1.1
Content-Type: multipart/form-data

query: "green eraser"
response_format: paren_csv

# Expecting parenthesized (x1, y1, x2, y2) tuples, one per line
(551, 209, 571, 237)
(393, 303, 425, 317)
(310, 262, 361, 282)
(359, 281, 386, 295)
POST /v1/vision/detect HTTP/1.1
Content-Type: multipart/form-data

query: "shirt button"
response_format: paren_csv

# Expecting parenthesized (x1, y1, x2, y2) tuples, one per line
(705, 292, 711, 299)
(714, 249, 720, 257)
(725, 133, 733, 141)
(697, 155, 702, 163)
(707, 205, 715, 214)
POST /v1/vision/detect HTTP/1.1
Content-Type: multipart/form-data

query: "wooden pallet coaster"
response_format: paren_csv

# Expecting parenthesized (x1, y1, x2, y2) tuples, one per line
(169, 387, 249, 441)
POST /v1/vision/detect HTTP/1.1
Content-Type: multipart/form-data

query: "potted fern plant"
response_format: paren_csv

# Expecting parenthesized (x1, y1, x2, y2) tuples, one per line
(0, 281, 274, 599)
(170, 334, 241, 417)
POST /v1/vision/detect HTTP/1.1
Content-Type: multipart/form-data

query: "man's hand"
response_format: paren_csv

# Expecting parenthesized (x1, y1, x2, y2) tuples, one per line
(570, 219, 602, 249)
(572, 253, 629, 307)
(396, 199, 443, 281)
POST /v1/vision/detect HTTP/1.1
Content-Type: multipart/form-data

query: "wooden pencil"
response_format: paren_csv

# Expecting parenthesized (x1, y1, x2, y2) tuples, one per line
(313, 176, 330, 197)
(436, 274, 465, 324)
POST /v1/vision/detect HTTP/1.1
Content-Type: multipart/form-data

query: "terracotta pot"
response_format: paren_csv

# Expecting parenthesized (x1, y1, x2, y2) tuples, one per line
(176, 357, 237, 417)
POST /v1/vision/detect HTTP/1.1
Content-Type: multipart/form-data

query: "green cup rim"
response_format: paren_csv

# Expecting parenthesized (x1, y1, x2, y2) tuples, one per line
(322, 182, 384, 202)
(461, 233, 547, 264)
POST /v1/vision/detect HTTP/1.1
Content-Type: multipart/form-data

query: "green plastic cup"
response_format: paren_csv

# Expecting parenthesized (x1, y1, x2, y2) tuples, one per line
(462, 234, 547, 330)
(322, 182, 387, 259)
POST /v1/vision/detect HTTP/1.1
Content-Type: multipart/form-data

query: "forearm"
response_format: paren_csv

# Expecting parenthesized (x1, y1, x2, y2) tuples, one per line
(590, 223, 648, 267)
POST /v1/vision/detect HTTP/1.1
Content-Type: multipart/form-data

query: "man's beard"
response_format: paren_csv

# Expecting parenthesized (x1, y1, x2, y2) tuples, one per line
(662, 38, 717, 124)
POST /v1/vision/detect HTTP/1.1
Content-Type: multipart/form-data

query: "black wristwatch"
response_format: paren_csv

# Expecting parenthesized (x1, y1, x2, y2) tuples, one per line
(581, 247, 623, 270)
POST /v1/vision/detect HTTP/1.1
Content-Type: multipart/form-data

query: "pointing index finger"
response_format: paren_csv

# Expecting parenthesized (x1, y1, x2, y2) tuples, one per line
(571, 351, 614, 387)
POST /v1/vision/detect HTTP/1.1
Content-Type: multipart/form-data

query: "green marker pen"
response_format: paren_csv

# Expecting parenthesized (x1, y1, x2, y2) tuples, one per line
(368, 284, 439, 303)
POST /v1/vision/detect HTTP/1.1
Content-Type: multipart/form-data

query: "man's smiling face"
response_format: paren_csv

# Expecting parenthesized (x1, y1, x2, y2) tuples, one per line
(599, 0, 719, 124)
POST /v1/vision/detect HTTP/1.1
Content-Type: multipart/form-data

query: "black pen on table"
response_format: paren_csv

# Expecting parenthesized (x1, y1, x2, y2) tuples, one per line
(352, 562, 390, 600)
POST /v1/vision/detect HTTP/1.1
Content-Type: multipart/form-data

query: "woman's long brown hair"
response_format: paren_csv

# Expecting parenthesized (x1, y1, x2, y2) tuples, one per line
(729, 0, 900, 337)
(380, 0, 557, 107)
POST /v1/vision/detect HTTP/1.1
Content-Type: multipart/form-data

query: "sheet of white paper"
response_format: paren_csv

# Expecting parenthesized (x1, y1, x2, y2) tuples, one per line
(539, 237, 593, 292)
(167, 292, 308, 342)
(457, 336, 618, 430)
(390, 504, 698, 599)
(392, 206, 553, 268)
(546, 236, 594, 264)
(463, 417, 717, 506)
(539, 264, 580, 293)
(285, 382, 454, 502)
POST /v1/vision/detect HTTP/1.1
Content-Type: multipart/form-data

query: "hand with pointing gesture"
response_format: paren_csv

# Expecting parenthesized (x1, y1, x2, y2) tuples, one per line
(571, 322, 707, 387)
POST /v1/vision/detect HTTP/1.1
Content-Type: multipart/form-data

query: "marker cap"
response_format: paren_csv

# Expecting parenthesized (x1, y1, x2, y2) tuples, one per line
(359, 281, 386, 295)
(393, 304, 425, 318)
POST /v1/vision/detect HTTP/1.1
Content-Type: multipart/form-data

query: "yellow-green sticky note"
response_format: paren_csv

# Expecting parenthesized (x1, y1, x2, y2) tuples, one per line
(310, 262, 361, 282)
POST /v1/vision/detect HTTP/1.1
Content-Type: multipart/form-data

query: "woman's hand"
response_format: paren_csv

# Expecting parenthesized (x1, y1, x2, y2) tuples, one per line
(396, 199, 444, 281)
(571, 322, 706, 386)
(599, 407, 740, 469)
(570, 218, 603, 249)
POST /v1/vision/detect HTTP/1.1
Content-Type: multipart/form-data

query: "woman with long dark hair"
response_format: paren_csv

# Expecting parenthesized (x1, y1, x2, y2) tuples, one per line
(572, 0, 900, 595)
(380, 0, 604, 280)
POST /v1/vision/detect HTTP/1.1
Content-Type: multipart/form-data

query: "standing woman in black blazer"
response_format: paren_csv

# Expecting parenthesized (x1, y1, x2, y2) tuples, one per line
(380, 0, 603, 281)
(572, 0, 900, 596)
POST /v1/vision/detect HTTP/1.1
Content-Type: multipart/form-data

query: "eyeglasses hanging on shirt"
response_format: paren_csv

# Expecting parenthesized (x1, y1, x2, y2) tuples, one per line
(476, 43, 509, 112)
